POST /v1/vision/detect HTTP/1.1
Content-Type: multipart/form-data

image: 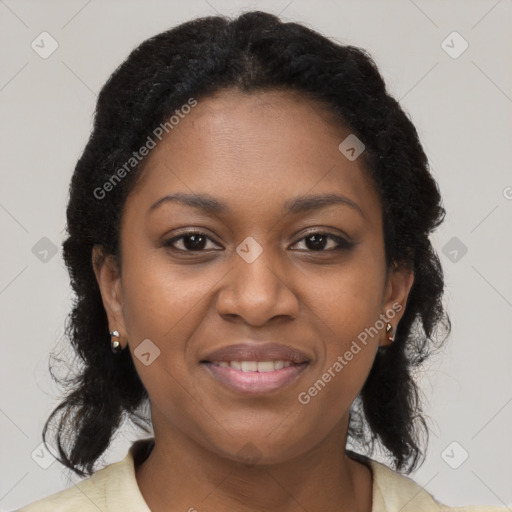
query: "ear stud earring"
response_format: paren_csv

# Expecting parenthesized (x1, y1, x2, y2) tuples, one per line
(386, 322, 395, 343)
(110, 330, 125, 354)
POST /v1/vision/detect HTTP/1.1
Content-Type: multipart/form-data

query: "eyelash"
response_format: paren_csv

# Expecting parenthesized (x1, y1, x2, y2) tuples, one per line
(162, 230, 353, 253)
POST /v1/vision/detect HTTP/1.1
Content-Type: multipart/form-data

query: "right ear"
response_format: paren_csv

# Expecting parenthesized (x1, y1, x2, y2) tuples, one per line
(92, 245, 128, 349)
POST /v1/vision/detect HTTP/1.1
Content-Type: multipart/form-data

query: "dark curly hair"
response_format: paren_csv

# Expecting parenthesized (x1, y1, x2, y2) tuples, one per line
(43, 10, 450, 478)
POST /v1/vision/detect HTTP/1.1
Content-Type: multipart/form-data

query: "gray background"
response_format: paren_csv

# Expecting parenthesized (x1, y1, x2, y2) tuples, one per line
(1, 0, 511, 509)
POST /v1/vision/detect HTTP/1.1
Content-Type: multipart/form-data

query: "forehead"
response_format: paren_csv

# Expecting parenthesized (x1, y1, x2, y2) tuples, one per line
(126, 88, 382, 228)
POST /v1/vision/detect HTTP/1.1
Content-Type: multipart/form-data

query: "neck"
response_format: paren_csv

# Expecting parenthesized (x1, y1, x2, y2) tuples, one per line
(135, 411, 372, 512)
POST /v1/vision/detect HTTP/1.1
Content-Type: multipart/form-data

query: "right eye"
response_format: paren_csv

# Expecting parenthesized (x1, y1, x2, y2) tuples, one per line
(162, 231, 222, 252)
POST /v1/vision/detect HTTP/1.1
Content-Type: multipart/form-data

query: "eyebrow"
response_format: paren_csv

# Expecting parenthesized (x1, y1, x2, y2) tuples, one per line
(149, 192, 365, 219)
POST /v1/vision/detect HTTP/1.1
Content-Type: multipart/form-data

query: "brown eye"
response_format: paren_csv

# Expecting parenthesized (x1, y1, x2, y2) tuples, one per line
(304, 234, 330, 251)
(163, 231, 221, 252)
(292, 232, 353, 252)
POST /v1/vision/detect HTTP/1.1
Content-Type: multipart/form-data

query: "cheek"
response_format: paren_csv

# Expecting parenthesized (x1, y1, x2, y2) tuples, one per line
(295, 272, 380, 431)
(119, 250, 223, 390)
(297, 249, 384, 397)
(120, 248, 215, 341)
(118, 254, 207, 413)
(302, 249, 385, 341)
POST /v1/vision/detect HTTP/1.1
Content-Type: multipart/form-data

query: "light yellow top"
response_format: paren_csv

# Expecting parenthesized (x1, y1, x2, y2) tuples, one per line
(16, 438, 506, 512)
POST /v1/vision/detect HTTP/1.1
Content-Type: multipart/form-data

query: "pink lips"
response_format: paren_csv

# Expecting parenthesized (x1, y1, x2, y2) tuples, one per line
(200, 342, 311, 395)
(201, 342, 310, 364)
(202, 362, 308, 395)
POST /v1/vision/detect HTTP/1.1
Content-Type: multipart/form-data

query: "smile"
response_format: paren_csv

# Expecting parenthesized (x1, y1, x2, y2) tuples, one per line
(210, 360, 296, 371)
(201, 360, 309, 394)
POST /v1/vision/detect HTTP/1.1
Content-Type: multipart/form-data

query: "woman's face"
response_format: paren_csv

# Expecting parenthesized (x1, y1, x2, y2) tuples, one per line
(94, 88, 414, 464)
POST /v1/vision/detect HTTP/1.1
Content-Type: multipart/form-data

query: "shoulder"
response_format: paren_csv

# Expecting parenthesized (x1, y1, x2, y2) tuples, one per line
(14, 439, 153, 512)
(14, 459, 123, 512)
(365, 456, 507, 512)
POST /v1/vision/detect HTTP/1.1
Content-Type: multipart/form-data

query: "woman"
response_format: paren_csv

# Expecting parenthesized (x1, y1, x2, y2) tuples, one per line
(16, 10, 506, 512)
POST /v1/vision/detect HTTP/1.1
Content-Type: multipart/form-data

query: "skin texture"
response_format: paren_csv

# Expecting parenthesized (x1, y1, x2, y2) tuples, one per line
(93, 88, 414, 512)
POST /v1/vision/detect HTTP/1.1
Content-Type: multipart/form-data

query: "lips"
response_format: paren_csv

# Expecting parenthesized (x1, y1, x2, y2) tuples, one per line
(200, 342, 311, 395)
(200, 342, 311, 365)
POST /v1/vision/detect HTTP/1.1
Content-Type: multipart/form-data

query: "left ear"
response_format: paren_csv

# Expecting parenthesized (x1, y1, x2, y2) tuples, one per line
(380, 263, 415, 348)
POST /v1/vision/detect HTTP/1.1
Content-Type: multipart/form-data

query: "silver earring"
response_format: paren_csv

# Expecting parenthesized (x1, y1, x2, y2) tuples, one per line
(110, 330, 124, 354)
(386, 322, 395, 343)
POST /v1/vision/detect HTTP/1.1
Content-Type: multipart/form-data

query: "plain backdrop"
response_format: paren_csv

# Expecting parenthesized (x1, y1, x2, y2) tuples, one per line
(1, 0, 511, 510)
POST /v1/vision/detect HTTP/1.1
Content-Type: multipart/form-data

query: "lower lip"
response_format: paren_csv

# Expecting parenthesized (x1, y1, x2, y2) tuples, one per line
(201, 362, 308, 395)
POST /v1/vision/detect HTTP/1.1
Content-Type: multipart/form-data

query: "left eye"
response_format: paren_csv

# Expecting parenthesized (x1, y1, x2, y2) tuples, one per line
(291, 233, 351, 252)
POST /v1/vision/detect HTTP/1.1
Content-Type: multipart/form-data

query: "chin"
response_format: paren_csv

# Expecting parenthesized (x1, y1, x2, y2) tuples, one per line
(208, 434, 309, 467)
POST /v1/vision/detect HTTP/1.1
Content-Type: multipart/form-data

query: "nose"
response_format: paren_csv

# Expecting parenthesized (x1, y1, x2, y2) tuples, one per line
(216, 245, 299, 326)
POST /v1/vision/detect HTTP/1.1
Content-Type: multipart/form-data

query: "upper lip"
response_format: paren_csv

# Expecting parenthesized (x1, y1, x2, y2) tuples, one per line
(201, 342, 311, 364)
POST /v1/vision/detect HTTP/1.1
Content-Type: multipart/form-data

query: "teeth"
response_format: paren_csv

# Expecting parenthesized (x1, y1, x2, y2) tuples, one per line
(274, 360, 284, 370)
(241, 361, 258, 372)
(211, 360, 295, 371)
(256, 361, 275, 372)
